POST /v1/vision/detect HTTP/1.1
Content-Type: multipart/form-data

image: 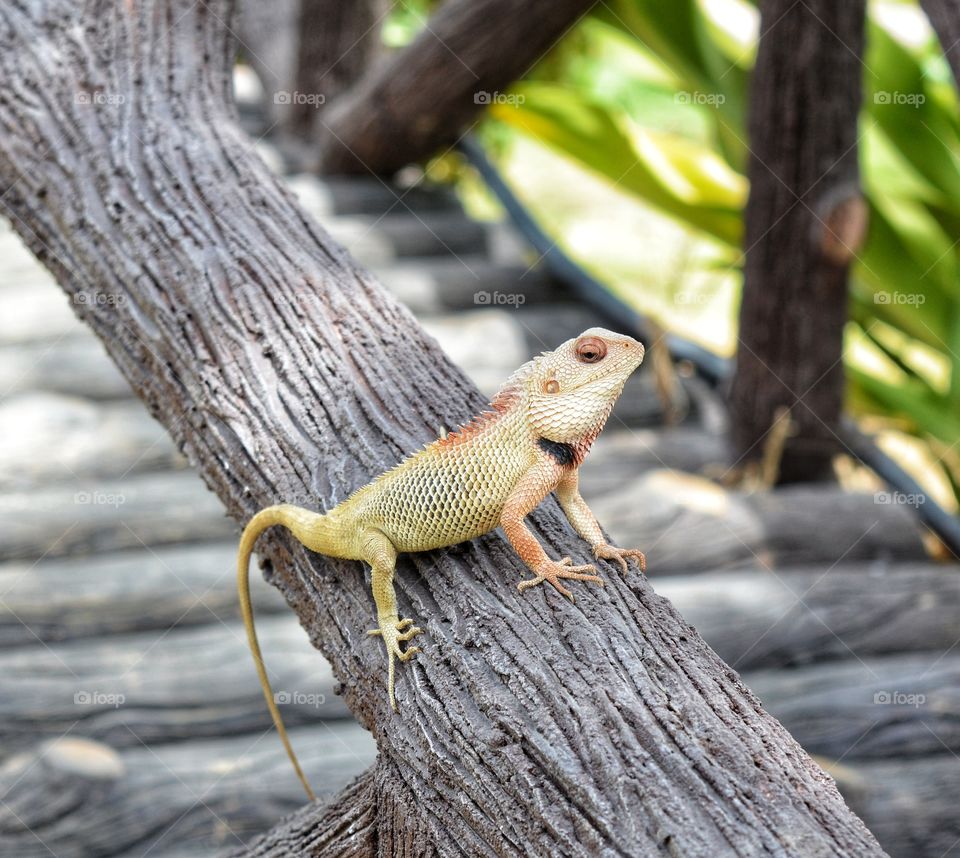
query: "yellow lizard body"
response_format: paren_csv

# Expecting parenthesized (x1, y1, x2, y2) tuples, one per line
(238, 328, 646, 798)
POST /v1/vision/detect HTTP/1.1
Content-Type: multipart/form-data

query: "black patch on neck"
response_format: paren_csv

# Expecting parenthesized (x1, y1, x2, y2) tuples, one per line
(537, 437, 576, 467)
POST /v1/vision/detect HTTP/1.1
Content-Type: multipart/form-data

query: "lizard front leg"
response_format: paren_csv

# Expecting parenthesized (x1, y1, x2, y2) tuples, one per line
(556, 470, 646, 574)
(361, 528, 422, 710)
(501, 461, 604, 601)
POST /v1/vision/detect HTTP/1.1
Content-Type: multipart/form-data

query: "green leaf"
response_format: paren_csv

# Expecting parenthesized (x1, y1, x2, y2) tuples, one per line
(493, 83, 745, 245)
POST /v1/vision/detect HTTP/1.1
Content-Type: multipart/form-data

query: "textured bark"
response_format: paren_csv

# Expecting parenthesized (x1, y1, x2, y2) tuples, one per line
(729, 0, 868, 482)
(316, 0, 595, 175)
(0, 1, 886, 855)
(920, 0, 960, 87)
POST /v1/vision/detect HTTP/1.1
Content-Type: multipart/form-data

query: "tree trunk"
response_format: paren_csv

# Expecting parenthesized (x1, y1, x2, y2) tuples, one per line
(919, 0, 960, 87)
(316, 0, 595, 175)
(0, 1, 885, 854)
(728, 0, 868, 483)
(237, 0, 382, 136)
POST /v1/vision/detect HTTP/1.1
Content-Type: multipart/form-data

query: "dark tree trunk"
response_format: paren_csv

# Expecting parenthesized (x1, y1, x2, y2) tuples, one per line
(237, 0, 381, 136)
(728, 0, 868, 483)
(920, 0, 960, 87)
(316, 0, 595, 175)
(288, 0, 384, 138)
(0, 1, 885, 855)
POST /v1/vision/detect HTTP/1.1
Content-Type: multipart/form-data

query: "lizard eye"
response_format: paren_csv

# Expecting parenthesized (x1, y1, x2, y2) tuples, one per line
(543, 378, 560, 394)
(575, 337, 607, 364)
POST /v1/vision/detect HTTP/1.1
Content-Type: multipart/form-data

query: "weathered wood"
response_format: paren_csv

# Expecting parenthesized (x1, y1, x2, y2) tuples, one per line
(660, 562, 960, 670)
(0, 615, 352, 743)
(840, 754, 960, 858)
(0, 727, 375, 858)
(0, 337, 134, 400)
(317, 0, 597, 175)
(592, 473, 926, 574)
(0, 471, 232, 561)
(746, 651, 960, 760)
(729, 0, 867, 480)
(0, 1, 885, 853)
(0, 542, 285, 646)
(0, 392, 182, 489)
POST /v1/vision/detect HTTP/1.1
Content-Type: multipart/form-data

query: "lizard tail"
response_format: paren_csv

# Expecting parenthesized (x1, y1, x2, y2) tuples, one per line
(238, 503, 342, 802)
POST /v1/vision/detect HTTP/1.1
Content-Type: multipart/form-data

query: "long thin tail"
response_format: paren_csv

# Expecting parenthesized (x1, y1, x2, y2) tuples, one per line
(237, 503, 341, 802)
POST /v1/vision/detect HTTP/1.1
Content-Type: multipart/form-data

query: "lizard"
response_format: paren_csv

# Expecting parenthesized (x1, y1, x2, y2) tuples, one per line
(237, 328, 647, 799)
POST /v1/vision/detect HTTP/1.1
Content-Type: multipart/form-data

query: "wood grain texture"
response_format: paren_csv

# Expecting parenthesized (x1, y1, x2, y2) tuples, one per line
(0, 1, 885, 853)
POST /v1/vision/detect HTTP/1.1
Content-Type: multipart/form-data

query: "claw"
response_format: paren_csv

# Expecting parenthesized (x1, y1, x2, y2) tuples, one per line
(517, 557, 605, 601)
(368, 616, 423, 710)
(594, 544, 646, 575)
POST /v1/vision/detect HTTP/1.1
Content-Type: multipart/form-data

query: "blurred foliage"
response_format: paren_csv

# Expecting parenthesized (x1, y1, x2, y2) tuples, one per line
(472, 0, 960, 504)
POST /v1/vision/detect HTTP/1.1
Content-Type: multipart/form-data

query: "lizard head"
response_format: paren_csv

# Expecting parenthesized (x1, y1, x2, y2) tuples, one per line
(509, 328, 645, 446)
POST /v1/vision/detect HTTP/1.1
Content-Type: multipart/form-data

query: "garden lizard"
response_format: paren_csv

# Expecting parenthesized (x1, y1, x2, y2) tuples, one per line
(238, 328, 646, 798)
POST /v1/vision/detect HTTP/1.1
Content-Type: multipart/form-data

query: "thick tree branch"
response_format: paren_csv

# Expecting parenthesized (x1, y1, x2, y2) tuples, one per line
(316, 0, 596, 175)
(919, 0, 960, 88)
(0, 0, 884, 853)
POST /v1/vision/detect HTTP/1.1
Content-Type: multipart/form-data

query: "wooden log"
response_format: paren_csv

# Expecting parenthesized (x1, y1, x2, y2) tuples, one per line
(0, 726, 375, 858)
(0, 615, 351, 744)
(0, 392, 182, 489)
(316, 0, 597, 175)
(0, 541, 286, 646)
(0, 1, 885, 851)
(0, 471, 232, 561)
(0, 337, 134, 400)
(591, 472, 927, 574)
(659, 562, 960, 670)
(839, 754, 960, 858)
(745, 651, 960, 760)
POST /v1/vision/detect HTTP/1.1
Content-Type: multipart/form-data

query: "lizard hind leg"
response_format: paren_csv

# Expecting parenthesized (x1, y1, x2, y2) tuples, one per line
(361, 529, 423, 710)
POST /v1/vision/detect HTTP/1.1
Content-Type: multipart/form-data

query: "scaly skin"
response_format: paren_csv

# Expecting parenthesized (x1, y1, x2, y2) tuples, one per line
(237, 328, 646, 798)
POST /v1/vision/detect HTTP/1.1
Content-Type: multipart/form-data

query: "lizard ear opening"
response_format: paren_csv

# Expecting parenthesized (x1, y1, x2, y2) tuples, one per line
(543, 378, 560, 394)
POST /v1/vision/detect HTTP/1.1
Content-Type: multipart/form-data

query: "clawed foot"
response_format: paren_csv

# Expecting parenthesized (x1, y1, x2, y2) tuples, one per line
(593, 543, 646, 575)
(517, 556, 604, 602)
(368, 616, 422, 710)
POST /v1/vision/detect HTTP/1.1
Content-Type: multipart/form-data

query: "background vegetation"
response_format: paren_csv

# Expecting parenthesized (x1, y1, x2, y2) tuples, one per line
(413, 0, 960, 509)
